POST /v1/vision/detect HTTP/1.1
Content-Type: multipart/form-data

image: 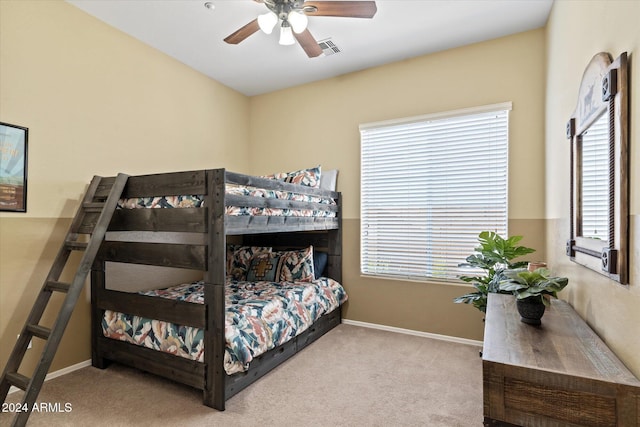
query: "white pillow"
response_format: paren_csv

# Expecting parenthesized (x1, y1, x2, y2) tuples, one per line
(320, 169, 338, 191)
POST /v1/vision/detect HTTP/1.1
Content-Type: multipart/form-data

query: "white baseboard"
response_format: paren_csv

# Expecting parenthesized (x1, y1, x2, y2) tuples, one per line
(341, 319, 483, 347)
(8, 359, 92, 395)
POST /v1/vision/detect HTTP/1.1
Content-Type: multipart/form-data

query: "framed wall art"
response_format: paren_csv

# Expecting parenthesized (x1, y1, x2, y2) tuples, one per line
(0, 121, 28, 212)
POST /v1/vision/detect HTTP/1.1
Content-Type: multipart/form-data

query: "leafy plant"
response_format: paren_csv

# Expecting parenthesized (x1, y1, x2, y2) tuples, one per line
(453, 231, 535, 313)
(498, 268, 569, 306)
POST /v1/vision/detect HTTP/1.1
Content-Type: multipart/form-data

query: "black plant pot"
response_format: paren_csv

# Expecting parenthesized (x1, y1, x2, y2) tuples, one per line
(516, 297, 546, 325)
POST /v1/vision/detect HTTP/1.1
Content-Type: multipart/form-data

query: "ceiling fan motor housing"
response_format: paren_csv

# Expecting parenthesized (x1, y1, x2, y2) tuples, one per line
(264, 0, 316, 21)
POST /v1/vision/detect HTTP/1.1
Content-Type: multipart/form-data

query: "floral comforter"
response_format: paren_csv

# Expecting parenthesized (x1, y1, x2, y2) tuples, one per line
(117, 184, 337, 217)
(102, 278, 347, 375)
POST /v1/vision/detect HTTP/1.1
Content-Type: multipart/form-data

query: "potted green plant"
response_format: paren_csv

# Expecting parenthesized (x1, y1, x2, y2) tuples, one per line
(454, 231, 535, 313)
(498, 268, 569, 325)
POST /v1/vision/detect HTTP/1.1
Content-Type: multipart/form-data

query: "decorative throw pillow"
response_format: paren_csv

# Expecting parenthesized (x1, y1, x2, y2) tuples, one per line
(319, 169, 338, 191)
(246, 246, 315, 283)
(263, 166, 322, 188)
(226, 245, 272, 281)
(313, 250, 328, 279)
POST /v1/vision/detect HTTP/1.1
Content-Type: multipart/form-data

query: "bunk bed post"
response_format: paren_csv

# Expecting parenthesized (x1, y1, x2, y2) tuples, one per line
(327, 193, 343, 283)
(91, 257, 110, 369)
(203, 169, 227, 410)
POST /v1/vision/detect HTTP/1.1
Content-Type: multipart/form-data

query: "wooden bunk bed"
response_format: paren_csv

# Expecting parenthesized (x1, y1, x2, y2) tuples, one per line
(90, 168, 343, 410)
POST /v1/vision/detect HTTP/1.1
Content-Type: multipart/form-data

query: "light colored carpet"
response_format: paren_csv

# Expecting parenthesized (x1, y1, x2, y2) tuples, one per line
(2, 324, 483, 427)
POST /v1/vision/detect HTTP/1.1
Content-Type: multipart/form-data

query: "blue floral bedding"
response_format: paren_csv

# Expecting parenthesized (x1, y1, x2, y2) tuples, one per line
(117, 184, 337, 217)
(102, 278, 347, 375)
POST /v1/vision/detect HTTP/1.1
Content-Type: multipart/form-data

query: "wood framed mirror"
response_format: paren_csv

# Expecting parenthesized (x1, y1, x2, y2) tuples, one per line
(566, 52, 628, 284)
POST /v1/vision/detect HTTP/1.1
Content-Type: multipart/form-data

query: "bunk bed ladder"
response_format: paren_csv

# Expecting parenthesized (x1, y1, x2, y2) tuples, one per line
(0, 173, 129, 427)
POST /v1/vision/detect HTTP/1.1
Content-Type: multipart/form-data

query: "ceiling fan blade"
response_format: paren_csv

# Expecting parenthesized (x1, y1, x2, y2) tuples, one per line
(294, 29, 323, 58)
(224, 19, 260, 44)
(304, 1, 377, 18)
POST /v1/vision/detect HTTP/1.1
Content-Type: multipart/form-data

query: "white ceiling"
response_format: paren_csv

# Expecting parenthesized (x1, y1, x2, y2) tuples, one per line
(66, 0, 553, 96)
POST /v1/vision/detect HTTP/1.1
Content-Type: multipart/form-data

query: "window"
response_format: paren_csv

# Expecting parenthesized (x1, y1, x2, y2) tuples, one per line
(579, 112, 609, 240)
(360, 102, 511, 281)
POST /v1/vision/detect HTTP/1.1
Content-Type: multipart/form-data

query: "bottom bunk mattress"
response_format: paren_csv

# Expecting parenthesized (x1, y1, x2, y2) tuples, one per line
(101, 278, 347, 375)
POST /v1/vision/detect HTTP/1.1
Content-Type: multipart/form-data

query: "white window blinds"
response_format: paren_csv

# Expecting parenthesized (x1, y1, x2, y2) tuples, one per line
(580, 112, 609, 240)
(360, 103, 511, 281)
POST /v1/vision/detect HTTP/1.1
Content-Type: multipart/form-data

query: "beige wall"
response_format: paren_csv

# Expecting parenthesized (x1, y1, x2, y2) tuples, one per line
(0, 1, 250, 374)
(545, 0, 640, 376)
(249, 29, 547, 341)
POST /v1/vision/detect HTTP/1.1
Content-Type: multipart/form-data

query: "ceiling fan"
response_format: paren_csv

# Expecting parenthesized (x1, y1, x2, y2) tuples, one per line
(224, 0, 377, 58)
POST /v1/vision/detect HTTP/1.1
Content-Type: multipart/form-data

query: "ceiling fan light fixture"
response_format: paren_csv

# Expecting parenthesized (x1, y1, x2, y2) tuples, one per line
(257, 11, 278, 34)
(279, 22, 295, 46)
(288, 10, 308, 34)
(223, 0, 377, 58)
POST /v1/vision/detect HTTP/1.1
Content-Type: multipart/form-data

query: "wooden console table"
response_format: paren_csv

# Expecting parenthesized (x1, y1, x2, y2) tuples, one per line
(483, 293, 640, 426)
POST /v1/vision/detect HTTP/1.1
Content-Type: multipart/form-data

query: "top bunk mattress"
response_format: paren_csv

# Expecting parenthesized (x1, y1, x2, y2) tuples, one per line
(116, 166, 338, 218)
